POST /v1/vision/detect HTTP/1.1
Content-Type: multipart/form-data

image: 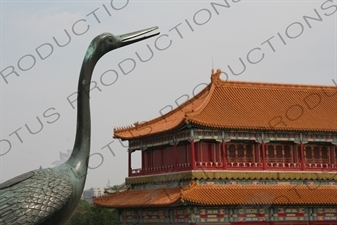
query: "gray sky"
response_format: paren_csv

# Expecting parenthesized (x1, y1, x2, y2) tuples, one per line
(0, 0, 336, 190)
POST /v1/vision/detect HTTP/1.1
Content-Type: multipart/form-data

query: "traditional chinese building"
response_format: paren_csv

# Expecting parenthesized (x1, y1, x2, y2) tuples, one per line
(94, 69, 337, 225)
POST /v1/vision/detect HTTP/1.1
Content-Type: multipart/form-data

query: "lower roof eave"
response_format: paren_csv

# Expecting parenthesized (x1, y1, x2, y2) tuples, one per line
(183, 202, 337, 206)
(94, 199, 183, 209)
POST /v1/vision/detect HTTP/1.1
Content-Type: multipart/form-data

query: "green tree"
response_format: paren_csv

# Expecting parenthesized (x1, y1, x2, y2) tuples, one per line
(67, 200, 118, 225)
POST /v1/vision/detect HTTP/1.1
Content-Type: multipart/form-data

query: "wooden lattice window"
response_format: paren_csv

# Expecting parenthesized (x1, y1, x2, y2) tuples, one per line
(284, 146, 291, 158)
(267, 145, 275, 162)
(229, 144, 236, 159)
(227, 142, 255, 163)
(266, 143, 292, 163)
(304, 144, 330, 164)
(305, 146, 312, 159)
(246, 145, 253, 162)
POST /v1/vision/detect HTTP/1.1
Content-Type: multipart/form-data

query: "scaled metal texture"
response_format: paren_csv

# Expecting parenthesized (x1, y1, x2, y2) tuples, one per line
(0, 169, 72, 224)
(0, 26, 159, 225)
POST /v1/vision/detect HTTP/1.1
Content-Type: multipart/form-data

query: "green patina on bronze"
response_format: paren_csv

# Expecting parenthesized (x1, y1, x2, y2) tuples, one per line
(0, 27, 159, 225)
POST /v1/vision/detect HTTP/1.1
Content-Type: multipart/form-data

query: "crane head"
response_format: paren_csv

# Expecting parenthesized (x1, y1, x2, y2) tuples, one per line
(85, 26, 159, 61)
(118, 26, 159, 47)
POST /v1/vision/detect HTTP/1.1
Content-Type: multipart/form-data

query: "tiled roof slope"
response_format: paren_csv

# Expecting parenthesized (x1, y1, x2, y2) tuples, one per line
(114, 69, 337, 139)
(182, 183, 337, 206)
(94, 183, 337, 208)
(94, 187, 181, 208)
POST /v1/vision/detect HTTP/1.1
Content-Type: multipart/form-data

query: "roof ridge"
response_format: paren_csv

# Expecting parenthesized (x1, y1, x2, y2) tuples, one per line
(218, 79, 336, 91)
(208, 68, 336, 90)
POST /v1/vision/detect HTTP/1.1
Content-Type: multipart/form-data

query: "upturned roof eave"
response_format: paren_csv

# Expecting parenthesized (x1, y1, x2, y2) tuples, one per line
(113, 82, 214, 140)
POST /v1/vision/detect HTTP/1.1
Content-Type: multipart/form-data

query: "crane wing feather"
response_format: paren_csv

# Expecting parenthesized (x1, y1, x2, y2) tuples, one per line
(0, 168, 72, 225)
(0, 171, 35, 190)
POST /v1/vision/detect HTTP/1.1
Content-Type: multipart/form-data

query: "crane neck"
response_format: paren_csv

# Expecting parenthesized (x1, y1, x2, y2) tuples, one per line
(66, 51, 99, 176)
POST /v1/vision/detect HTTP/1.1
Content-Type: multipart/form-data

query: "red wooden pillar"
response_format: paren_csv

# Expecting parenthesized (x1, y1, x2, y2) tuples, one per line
(191, 140, 196, 170)
(262, 142, 266, 170)
(222, 140, 227, 169)
(300, 142, 305, 170)
(141, 150, 145, 175)
(128, 150, 132, 176)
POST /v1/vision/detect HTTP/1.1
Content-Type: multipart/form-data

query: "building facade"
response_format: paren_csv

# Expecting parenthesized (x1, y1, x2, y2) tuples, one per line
(94, 69, 337, 225)
(83, 187, 105, 204)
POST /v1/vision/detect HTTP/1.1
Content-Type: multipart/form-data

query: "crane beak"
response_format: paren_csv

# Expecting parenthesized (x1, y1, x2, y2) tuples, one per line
(118, 26, 160, 47)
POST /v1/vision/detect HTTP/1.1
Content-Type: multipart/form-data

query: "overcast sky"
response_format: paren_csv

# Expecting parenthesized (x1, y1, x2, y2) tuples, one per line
(1, 0, 336, 190)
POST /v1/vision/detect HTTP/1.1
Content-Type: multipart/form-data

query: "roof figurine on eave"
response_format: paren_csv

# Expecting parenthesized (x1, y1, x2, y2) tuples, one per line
(114, 69, 337, 140)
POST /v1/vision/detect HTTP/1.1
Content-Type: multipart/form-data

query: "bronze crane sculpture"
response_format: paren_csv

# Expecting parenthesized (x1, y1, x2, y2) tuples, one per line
(0, 26, 159, 225)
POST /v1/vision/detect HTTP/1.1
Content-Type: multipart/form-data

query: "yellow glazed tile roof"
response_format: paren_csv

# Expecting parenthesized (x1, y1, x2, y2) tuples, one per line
(114, 69, 337, 139)
(182, 183, 337, 206)
(94, 183, 337, 208)
(94, 187, 181, 208)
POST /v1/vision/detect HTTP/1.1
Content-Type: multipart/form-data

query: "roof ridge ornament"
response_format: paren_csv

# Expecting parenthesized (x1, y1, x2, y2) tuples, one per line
(211, 68, 222, 87)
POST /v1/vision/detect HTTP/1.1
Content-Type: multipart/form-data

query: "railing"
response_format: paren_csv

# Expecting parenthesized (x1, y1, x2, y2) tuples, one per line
(130, 160, 337, 176)
(130, 164, 190, 176)
(305, 159, 331, 169)
(227, 162, 263, 168)
(144, 165, 175, 172)
(195, 161, 223, 167)
(226, 157, 261, 168)
(266, 162, 301, 168)
(177, 163, 190, 168)
(227, 157, 254, 163)
(131, 168, 142, 174)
